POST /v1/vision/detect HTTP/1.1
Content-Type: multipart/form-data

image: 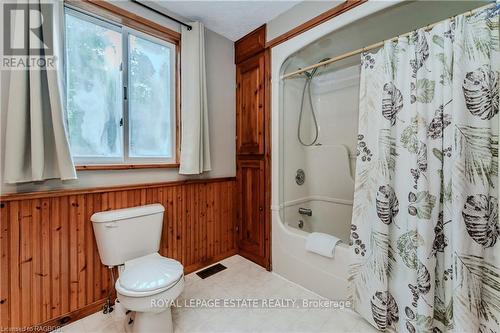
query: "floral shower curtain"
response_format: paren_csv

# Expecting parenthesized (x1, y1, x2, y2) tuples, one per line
(349, 5, 499, 333)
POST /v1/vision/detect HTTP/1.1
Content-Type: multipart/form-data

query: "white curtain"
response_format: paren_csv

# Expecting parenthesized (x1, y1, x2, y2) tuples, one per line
(179, 22, 211, 175)
(4, 0, 76, 183)
(349, 5, 499, 333)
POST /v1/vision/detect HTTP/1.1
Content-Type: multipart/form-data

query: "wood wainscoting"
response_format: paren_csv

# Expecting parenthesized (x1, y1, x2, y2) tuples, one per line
(0, 178, 237, 330)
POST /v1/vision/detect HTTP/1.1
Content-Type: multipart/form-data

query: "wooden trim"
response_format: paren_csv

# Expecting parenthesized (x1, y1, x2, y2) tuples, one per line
(183, 250, 238, 275)
(235, 24, 265, 44)
(0, 177, 236, 201)
(40, 299, 109, 332)
(76, 163, 180, 171)
(63, 0, 182, 165)
(263, 48, 272, 271)
(265, 0, 367, 48)
(66, 0, 181, 44)
(235, 25, 266, 64)
(175, 24, 182, 164)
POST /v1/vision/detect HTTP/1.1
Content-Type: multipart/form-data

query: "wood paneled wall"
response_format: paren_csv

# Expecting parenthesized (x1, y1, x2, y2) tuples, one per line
(0, 178, 237, 330)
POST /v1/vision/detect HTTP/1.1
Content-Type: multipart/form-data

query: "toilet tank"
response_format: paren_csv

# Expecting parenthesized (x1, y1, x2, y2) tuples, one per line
(91, 204, 165, 267)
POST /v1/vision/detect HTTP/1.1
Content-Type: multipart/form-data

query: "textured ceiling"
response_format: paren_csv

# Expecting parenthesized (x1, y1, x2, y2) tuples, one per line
(154, 1, 301, 41)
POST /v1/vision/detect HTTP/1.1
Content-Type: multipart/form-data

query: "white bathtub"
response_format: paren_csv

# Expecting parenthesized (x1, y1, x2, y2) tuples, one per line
(270, 1, 399, 300)
(272, 208, 352, 300)
(282, 196, 352, 243)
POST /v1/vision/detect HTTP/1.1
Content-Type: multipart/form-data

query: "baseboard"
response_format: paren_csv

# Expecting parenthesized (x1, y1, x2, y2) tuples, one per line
(184, 249, 238, 274)
(37, 299, 109, 332)
(238, 250, 270, 270)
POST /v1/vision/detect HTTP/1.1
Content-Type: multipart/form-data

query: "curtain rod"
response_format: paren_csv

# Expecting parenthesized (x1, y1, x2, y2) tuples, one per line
(281, 2, 496, 80)
(131, 0, 192, 31)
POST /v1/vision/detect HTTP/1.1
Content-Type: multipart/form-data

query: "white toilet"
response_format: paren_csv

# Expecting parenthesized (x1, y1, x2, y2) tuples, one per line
(91, 204, 184, 333)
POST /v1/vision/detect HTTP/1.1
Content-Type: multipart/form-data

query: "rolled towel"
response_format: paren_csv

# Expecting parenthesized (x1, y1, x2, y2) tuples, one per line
(305, 232, 341, 258)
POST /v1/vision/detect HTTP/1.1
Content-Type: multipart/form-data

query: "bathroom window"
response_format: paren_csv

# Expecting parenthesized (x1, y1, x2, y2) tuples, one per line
(64, 6, 178, 168)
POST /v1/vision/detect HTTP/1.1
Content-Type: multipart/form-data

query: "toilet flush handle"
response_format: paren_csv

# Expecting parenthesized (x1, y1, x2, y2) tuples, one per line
(104, 222, 118, 228)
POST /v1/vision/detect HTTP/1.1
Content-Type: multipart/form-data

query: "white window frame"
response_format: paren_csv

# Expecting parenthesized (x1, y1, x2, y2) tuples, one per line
(64, 5, 177, 166)
(124, 27, 177, 164)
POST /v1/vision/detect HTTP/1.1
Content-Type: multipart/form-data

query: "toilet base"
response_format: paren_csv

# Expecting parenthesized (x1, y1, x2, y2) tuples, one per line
(132, 309, 173, 333)
(116, 272, 183, 333)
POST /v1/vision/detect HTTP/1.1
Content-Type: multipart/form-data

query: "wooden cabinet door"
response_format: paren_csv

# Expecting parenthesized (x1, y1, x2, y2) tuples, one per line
(236, 53, 265, 155)
(235, 25, 266, 64)
(237, 159, 266, 264)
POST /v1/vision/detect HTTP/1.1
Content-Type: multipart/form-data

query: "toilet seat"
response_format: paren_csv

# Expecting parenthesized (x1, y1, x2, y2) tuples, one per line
(116, 253, 183, 297)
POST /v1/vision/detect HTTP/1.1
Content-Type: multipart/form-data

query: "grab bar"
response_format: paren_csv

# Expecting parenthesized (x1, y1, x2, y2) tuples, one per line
(298, 208, 312, 216)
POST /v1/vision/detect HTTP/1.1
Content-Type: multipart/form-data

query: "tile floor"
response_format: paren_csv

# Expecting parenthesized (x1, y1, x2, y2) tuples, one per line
(61, 255, 376, 333)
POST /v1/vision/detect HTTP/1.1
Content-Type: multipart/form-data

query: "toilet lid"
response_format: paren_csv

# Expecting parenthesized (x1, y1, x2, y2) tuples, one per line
(119, 253, 183, 292)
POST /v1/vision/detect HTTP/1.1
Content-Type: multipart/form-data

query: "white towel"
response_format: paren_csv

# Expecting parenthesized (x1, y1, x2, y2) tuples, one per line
(305, 232, 341, 258)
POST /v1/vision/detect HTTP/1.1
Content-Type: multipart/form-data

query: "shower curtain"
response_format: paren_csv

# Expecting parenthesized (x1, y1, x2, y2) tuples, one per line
(349, 5, 499, 333)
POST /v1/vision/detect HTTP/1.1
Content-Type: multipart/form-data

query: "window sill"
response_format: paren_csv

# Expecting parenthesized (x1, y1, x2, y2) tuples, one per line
(76, 163, 180, 171)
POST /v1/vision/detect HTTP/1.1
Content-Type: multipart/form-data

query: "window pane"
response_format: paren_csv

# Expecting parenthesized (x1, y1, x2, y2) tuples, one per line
(65, 12, 123, 158)
(128, 34, 172, 158)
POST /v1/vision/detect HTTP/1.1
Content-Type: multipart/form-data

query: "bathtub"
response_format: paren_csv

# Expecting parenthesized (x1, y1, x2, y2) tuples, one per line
(271, 208, 352, 300)
(270, 0, 399, 300)
(281, 196, 352, 243)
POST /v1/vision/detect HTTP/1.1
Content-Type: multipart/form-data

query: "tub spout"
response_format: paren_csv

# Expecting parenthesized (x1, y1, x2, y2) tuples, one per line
(298, 208, 312, 216)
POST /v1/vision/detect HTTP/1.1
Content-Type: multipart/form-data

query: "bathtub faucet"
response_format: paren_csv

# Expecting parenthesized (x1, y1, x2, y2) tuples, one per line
(298, 207, 312, 216)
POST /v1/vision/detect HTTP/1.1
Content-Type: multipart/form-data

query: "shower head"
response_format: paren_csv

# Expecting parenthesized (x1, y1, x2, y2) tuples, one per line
(302, 57, 332, 79)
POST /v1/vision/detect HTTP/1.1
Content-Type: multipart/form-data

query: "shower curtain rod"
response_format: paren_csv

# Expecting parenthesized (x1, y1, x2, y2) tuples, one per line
(281, 2, 496, 80)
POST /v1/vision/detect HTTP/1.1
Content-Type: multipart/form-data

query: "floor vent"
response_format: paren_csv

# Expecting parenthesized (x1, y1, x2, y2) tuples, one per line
(196, 263, 227, 279)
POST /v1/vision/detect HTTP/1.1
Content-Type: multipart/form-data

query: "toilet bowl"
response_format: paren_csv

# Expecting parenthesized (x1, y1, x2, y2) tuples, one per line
(116, 253, 184, 333)
(91, 204, 184, 333)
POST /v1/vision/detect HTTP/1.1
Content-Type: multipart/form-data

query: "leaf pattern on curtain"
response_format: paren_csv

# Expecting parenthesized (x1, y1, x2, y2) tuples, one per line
(416, 261, 431, 295)
(376, 185, 399, 225)
(410, 31, 430, 78)
(455, 125, 499, 187)
(427, 102, 452, 139)
(349, 5, 500, 333)
(431, 212, 450, 256)
(382, 83, 404, 125)
(396, 230, 424, 269)
(408, 190, 436, 219)
(462, 194, 499, 247)
(462, 65, 499, 120)
(371, 291, 400, 330)
(414, 78, 436, 104)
